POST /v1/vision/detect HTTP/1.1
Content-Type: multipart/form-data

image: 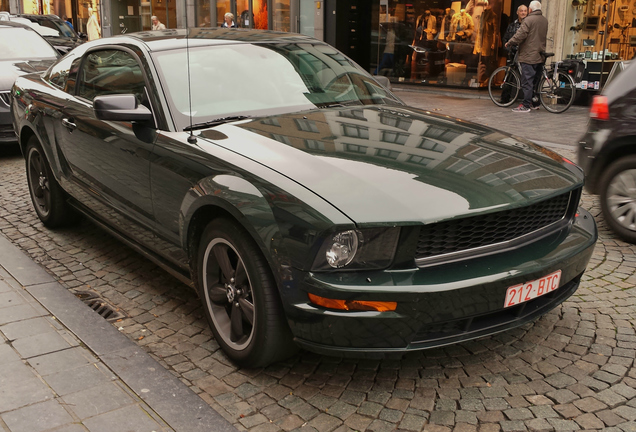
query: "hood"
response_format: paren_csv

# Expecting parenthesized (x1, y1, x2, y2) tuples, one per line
(0, 59, 55, 90)
(201, 105, 583, 225)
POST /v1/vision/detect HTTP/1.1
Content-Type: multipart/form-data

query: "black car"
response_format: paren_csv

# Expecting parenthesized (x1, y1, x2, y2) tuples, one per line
(0, 21, 59, 144)
(12, 29, 596, 367)
(578, 60, 636, 243)
(15, 14, 85, 55)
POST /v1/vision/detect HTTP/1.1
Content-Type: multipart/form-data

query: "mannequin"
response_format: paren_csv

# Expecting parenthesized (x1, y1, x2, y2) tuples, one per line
(86, 7, 101, 41)
(466, 0, 489, 41)
(423, 10, 437, 41)
(439, 8, 455, 41)
(473, 2, 497, 55)
(449, 9, 474, 41)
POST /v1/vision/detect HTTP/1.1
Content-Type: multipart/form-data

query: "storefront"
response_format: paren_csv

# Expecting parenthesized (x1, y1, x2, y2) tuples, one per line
(195, 0, 299, 32)
(560, 0, 636, 91)
(367, 0, 530, 88)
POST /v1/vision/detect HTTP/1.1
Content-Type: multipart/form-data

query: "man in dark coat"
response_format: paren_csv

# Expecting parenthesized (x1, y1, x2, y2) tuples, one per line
(505, 0, 548, 112)
(503, 4, 528, 63)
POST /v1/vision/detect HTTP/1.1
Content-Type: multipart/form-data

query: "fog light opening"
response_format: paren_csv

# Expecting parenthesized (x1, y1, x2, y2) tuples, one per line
(308, 293, 397, 312)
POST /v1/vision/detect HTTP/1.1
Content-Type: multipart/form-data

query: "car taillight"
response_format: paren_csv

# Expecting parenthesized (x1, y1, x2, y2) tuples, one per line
(590, 95, 609, 121)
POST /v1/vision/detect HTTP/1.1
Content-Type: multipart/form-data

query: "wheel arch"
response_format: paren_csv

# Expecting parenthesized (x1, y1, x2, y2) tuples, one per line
(588, 135, 636, 194)
(181, 178, 291, 291)
(19, 125, 38, 155)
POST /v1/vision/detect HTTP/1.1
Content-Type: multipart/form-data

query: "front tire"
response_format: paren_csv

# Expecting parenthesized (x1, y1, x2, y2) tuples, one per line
(488, 66, 520, 107)
(599, 155, 636, 244)
(196, 218, 296, 367)
(25, 137, 75, 228)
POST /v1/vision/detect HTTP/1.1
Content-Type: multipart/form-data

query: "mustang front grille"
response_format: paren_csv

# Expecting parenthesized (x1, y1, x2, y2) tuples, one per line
(415, 191, 574, 267)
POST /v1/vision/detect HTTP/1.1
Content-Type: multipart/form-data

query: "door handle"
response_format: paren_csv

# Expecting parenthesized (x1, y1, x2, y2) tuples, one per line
(61, 117, 76, 131)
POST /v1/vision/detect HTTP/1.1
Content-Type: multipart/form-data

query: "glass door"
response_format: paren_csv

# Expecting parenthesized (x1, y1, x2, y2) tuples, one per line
(273, 0, 289, 32)
(298, 0, 314, 36)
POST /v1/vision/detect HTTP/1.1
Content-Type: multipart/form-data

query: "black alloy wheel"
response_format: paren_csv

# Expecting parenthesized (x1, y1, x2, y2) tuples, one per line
(25, 137, 74, 227)
(599, 155, 636, 244)
(196, 218, 296, 366)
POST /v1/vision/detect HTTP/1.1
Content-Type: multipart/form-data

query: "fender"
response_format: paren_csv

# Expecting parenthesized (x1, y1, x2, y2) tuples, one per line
(588, 135, 636, 193)
(13, 77, 68, 184)
(179, 173, 353, 286)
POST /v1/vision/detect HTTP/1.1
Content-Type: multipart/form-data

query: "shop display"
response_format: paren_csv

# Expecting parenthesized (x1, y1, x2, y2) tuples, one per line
(375, 0, 505, 88)
(563, 0, 635, 90)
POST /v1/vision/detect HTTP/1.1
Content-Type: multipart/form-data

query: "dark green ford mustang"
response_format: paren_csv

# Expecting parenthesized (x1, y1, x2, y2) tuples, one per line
(11, 28, 597, 367)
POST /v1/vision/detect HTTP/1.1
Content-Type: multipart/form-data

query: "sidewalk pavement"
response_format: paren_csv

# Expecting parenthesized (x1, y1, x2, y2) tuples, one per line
(0, 234, 238, 432)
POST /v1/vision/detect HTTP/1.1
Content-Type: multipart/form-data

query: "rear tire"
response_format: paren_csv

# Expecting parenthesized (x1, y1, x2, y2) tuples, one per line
(538, 71, 575, 113)
(599, 155, 636, 244)
(195, 218, 297, 367)
(25, 137, 75, 228)
(488, 66, 520, 107)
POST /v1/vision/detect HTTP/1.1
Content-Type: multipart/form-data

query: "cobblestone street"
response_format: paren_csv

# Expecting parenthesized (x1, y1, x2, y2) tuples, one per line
(1, 92, 635, 432)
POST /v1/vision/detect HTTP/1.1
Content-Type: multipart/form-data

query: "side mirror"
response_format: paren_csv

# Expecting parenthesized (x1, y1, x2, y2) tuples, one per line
(94, 94, 154, 123)
(78, 32, 87, 40)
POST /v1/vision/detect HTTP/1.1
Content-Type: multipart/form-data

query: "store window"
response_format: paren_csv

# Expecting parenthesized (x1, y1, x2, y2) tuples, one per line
(212, 0, 230, 26)
(373, 0, 507, 88)
(562, 1, 636, 91)
(236, 0, 249, 27)
(252, 0, 267, 29)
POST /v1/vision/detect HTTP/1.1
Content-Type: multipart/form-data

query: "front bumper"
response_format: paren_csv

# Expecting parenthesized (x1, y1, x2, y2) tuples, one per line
(282, 208, 597, 356)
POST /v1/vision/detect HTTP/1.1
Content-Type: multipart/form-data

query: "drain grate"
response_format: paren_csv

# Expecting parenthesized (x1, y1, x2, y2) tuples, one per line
(74, 291, 125, 322)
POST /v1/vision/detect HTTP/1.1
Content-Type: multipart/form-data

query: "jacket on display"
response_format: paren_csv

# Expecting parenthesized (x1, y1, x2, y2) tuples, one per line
(507, 9, 548, 64)
(423, 14, 437, 40)
(449, 11, 474, 41)
(439, 11, 455, 40)
(473, 7, 497, 56)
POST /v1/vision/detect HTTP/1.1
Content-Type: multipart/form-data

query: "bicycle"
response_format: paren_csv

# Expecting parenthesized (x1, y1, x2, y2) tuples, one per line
(487, 51, 576, 113)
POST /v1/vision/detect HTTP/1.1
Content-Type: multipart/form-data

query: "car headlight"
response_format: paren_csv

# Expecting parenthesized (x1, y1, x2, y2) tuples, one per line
(312, 227, 400, 271)
(325, 230, 358, 268)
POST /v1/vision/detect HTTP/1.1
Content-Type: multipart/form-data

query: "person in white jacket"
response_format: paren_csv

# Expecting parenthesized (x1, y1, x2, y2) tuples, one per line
(152, 16, 166, 30)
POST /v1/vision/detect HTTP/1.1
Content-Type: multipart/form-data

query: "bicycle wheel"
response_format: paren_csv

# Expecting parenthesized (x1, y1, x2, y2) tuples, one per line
(538, 71, 575, 113)
(488, 66, 521, 107)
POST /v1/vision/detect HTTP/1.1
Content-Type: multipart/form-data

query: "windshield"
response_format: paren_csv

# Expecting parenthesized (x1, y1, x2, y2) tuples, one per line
(38, 19, 76, 37)
(153, 42, 402, 131)
(0, 27, 58, 60)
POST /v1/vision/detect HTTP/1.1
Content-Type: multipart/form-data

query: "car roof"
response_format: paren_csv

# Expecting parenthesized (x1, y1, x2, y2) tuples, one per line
(0, 20, 35, 29)
(105, 28, 321, 52)
(17, 14, 64, 23)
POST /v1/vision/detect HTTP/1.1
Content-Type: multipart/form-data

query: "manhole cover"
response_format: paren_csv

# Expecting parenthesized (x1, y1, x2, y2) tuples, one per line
(74, 291, 125, 322)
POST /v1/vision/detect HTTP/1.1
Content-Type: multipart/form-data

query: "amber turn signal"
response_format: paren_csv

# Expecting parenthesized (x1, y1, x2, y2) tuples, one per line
(308, 293, 397, 312)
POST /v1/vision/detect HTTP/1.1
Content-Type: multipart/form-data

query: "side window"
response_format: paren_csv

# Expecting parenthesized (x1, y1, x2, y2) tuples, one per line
(77, 49, 147, 104)
(65, 57, 82, 95)
(47, 53, 76, 90)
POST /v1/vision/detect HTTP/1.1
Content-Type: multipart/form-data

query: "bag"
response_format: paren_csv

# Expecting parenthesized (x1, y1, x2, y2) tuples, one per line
(559, 59, 585, 83)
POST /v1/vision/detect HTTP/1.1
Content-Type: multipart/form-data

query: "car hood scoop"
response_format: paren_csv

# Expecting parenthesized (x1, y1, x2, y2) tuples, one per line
(209, 106, 583, 225)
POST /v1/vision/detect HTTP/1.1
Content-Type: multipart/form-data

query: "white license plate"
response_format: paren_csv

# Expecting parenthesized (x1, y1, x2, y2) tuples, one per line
(504, 270, 562, 308)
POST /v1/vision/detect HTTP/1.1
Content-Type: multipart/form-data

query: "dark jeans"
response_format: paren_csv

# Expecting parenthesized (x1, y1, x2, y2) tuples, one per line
(520, 62, 543, 108)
